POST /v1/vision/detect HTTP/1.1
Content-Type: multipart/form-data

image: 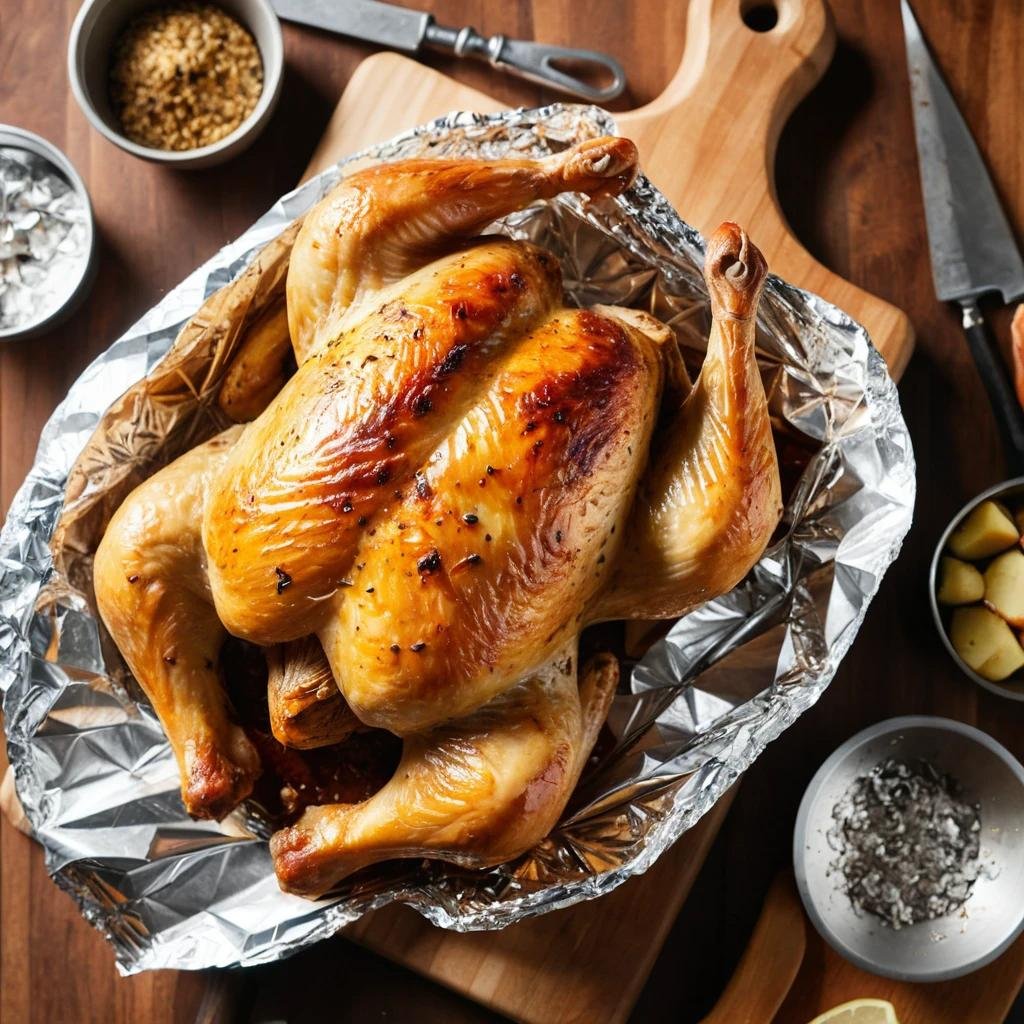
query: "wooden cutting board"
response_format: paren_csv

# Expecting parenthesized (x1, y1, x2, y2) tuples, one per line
(700, 873, 1024, 1024)
(291, 1, 914, 1021)
(304, 0, 913, 376)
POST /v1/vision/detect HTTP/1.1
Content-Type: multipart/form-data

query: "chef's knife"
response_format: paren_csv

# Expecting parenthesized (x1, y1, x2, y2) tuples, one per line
(901, 0, 1024, 470)
(271, 0, 626, 103)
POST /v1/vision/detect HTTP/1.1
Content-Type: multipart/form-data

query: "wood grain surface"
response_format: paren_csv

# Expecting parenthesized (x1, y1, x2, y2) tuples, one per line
(2, 2, 1023, 1022)
(296, 8, 910, 1017)
(700, 873, 1024, 1023)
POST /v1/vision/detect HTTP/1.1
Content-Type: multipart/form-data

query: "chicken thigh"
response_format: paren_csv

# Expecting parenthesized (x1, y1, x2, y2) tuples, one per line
(272, 646, 617, 897)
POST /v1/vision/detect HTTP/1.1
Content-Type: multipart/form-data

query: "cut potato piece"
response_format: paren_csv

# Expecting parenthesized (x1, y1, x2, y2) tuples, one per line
(950, 606, 1024, 681)
(984, 549, 1024, 627)
(948, 501, 1019, 559)
(937, 556, 985, 605)
(1014, 505, 1024, 535)
(980, 641, 1024, 682)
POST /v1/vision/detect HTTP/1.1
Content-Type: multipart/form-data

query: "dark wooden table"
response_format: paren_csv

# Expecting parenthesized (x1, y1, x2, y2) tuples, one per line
(2, 1, 1023, 1021)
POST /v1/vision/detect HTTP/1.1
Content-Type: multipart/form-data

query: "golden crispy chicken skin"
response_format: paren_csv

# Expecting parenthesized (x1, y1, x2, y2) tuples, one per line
(94, 138, 781, 894)
(94, 428, 260, 820)
(318, 301, 663, 733)
(594, 222, 781, 620)
(272, 647, 617, 897)
(204, 239, 565, 647)
(207, 243, 663, 733)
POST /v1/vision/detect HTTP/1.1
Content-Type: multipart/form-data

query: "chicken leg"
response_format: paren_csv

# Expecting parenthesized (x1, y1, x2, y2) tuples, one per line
(94, 428, 260, 819)
(271, 645, 617, 897)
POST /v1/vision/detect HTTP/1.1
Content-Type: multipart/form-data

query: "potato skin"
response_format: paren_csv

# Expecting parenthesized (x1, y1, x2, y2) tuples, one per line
(984, 549, 1024, 628)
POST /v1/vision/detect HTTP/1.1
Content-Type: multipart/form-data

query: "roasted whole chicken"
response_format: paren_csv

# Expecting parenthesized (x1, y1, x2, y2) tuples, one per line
(94, 137, 781, 897)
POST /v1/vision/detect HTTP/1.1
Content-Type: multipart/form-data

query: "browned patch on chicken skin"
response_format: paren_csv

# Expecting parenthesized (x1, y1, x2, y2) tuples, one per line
(326, 305, 661, 734)
(204, 241, 562, 645)
(185, 740, 257, 821)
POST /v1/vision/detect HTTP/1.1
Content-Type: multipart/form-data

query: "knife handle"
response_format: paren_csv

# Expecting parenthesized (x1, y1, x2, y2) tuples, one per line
(960, 300, 1024, 476)
(422, 21, 626, 103)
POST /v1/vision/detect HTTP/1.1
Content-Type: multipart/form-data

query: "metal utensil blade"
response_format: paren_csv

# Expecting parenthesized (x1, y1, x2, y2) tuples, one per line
(272, 0, 427, 52)
(901, 0, 1024, 304)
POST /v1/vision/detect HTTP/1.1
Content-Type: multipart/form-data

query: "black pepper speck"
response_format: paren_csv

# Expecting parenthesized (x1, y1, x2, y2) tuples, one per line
(417, 549, 442, 574)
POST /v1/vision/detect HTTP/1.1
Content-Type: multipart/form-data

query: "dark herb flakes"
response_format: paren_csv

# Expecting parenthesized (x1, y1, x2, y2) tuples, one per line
(827, 757, 987, 929)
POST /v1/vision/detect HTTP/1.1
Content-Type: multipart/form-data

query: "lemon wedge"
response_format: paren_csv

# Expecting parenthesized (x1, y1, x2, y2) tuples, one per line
(809, 998, 900, 1024)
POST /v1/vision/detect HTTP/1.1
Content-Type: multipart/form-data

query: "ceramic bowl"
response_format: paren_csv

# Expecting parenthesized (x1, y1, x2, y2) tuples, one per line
(67, 0, 283, 169)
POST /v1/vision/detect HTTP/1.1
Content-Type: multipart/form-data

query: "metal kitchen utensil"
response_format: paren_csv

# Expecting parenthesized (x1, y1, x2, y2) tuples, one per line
(68, 0, 285, 168)
(929, 477, 1024, 702)
(271, 0, 626, 102)
(794, 716, 1024, 982)
(0, 125, 96, 341)
(902, 0, 1024, 473)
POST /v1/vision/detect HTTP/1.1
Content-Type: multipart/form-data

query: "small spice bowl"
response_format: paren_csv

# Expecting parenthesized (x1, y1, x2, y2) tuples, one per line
(0, 125, 97, 342)
(794, 716, 1024, 981)
(929, 478, 1024, 702)
(68, 0, 283, 169)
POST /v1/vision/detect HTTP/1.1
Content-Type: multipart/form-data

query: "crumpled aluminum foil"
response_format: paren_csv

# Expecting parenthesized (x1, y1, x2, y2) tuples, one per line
(0, 145, 90, 332)
(0, 104, 915, 974)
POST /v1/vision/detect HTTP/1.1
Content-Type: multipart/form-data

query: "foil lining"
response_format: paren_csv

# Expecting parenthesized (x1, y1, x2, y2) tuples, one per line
(0, 145, 90, 332)
(0, 105, 915, 973)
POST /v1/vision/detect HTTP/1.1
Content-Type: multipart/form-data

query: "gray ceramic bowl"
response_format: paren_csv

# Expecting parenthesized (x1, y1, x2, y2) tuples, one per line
(794, 716, 1024, 982)
(0, 125, 97, 342)
(929, 477, 1024, 702)
(67, 0, 283, 169)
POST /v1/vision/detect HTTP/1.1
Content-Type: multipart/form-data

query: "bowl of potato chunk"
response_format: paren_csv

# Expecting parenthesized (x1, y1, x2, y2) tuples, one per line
(931, 478, 1024, 700)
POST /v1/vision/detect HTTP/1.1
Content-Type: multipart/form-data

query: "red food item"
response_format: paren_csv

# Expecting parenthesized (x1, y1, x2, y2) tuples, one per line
(1012, 305, 1024, 411)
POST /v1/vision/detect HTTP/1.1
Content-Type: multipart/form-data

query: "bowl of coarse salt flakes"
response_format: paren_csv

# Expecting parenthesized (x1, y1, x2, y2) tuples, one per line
(68, 0, 284, 168)
(794, 716, 1024, 982)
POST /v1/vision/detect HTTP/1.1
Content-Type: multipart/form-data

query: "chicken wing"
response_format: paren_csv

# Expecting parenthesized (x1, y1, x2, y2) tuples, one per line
(287, 137, 639, 363)
(595, 222, 782, 621)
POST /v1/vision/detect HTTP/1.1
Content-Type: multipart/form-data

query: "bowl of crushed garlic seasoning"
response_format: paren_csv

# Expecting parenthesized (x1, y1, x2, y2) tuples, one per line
(68, 0, 283, 168)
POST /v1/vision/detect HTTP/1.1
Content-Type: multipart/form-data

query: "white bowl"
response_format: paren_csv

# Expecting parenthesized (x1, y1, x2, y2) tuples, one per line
(794, 716, 1024, 982)
(68, 0, 283, 169)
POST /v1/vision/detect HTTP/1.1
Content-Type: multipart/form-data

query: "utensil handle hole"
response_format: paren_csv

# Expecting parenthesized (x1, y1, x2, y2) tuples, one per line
(742, 1, 779, 32)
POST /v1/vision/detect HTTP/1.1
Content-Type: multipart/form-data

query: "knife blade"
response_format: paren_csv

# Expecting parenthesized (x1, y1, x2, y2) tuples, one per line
(271, 0, 626, 103)
(901, 0, 1024, 470)
(901, 0, 1024, 305)
(273, 0, 426, 51)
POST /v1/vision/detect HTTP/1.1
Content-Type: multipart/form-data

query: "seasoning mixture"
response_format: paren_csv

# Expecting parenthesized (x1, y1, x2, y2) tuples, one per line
(828, 757, 984, 929)
(0, 147, 90, 333)
(109, 3, 263, 152)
